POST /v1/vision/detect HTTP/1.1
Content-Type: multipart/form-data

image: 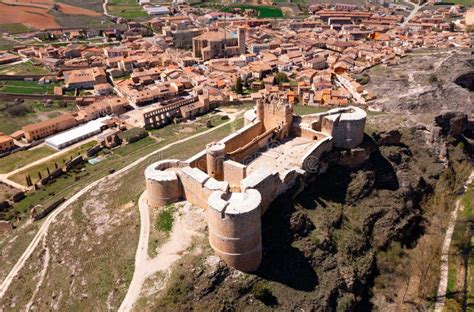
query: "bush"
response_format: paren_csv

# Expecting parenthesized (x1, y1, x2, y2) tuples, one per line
(428, 74, 438, 84)
(356, 74, 370, 85)
(5, 103, 32, 116)
(275, 72, 289, 84)
(156, 205, 175, 233)
(251, 282, 277, 306)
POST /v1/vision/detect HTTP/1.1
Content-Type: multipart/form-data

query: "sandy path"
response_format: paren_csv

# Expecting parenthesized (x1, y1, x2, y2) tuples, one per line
(24, 237, 50, 311)
(434, 170, 474, 312)
(0, 111, 241, 299)
(118, 194, 202, 312)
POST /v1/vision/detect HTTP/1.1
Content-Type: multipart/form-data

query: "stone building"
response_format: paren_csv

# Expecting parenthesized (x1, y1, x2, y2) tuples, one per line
(22, 114, 78, 143)
(192, 28, 246, 61)
(144, 95, 366, 272)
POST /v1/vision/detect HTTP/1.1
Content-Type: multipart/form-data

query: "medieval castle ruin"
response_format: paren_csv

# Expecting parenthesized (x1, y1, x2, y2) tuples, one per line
(144, 95, 366, 272)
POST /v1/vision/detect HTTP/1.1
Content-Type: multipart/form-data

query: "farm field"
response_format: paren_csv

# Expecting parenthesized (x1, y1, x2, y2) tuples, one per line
(0, 146, 55, 174)
(107, 0, 148, 19)
(0, 23, 31, 34)
(0, 61, 52, 75)
(223, 4, 284, 18)
(0, 1, 104, 32)
(0, 99, 76, 135)
(0, 80, 57, 94)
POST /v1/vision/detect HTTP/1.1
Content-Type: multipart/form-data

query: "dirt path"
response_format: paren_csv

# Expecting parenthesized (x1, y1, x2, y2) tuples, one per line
(434, 170, 474, 312)
(24, 237, 50, 311)
(0, 111, 241, 299)
(118, 194, 203, 312)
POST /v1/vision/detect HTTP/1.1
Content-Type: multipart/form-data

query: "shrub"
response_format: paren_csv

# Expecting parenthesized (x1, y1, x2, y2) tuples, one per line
(156, 205, 175, 233)
(5, 103, 32, 116)
(251, 282, 277, 306)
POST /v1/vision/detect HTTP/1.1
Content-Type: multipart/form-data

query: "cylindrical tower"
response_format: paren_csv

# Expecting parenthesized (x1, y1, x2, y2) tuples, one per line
(145, 160, 183, 208)
(208, 189, 262, 272)
(256, 99, 264, 121)
(206, 142, 226, 180)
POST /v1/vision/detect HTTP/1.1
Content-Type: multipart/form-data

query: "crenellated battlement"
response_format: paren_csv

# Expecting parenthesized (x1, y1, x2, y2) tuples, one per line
(144, 95, 367, 272)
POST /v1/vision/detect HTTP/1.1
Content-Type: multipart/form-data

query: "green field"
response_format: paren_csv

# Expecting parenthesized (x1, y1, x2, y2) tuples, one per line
(440, 0, 474, 5)
(0, 36, 17, 51)
(0, 80, 57, 95)
(223, 5, 284, 18)
(10, 141, 97, 186)
(0, 24, 30, 34)
(0, 100, 76, 135)
(0, 61, 52, 75)
(0, 146, 55, 174)
(108, 0, 148, 19)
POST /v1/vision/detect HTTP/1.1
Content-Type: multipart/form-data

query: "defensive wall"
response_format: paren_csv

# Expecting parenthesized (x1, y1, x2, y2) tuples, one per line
(144, 95, 367, 272)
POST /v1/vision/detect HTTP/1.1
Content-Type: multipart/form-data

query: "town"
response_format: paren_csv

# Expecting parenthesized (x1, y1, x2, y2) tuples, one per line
(0, 0, 473, 310)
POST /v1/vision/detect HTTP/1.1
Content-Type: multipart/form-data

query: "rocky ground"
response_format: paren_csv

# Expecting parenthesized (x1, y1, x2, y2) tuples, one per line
(144, 50, 474, 311)
(364, 49, 473, 115)
(146, 111, 472, 311)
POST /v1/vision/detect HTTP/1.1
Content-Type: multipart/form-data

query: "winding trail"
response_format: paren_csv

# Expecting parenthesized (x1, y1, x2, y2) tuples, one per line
(434, 170, 474, 312)
(0, 112, 241, 299)
(118, 194, 201, 312)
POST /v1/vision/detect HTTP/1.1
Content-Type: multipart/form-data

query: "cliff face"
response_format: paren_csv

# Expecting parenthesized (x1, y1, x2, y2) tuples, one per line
(149, 113, 473, 311)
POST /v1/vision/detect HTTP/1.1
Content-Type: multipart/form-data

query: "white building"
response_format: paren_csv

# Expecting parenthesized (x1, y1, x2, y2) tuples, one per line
(45, 117, 111, 150)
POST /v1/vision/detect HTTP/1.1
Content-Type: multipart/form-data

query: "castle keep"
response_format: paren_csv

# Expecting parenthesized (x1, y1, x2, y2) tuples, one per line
(144, 96, 366, 272)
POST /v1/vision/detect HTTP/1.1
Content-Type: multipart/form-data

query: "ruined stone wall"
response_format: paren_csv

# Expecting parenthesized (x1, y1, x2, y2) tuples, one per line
(177, 167, 228, 209)
(208, 190, 262, 272)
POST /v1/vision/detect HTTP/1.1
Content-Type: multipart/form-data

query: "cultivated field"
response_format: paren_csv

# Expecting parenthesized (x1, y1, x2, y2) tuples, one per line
(0, 0, 103, 31)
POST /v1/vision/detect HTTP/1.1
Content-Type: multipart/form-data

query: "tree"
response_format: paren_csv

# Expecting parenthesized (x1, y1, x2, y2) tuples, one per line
(275, 72, 289, 84)
(234, 77, 243, 94)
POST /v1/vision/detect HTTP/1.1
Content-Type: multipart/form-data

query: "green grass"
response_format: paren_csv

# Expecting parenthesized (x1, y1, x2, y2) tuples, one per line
(0, 61, 51, 75)
(0, 23, 30, 34)
(6, 112, 245, 221)
(10, 141, 97, 185)
(0, 146, 55, 174)
(441, 0, 474, 5)
(155, 205, 176, 233)
(0, 36, 16, 51)
(222, 5, 284, 18)
(108, 0, 148, 20)
(0, 80, 57, 95)
(0, 100, 76, 135)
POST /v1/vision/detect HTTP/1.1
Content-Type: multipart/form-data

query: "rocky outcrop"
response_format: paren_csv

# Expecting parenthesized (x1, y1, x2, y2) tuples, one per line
(434, 111, 468, 138)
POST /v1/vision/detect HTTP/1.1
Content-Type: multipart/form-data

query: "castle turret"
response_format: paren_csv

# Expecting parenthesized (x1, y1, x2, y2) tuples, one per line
(206, 142, 226, 180)
(208, 189, 262, 272)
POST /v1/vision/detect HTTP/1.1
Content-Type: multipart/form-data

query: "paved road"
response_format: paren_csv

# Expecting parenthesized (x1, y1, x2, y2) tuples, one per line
(434, 170, 474, 312)
(0, 113, 240, 299)
(401, 1, 428, 27)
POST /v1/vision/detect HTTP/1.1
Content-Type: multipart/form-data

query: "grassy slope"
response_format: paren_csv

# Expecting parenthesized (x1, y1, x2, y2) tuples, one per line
(0, 116, 244, 311)
(0, 146, 55, 174)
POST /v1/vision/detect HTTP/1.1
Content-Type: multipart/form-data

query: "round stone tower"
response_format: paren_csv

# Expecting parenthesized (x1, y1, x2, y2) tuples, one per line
(206, 142, 226, 180)
(256, 99, 264, 121)
(208, 189, 262, 272)
(145, 160, 183, 208)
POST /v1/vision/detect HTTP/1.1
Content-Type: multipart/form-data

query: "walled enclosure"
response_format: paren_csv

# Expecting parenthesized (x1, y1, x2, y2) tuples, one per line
(144, 96, 367, 272)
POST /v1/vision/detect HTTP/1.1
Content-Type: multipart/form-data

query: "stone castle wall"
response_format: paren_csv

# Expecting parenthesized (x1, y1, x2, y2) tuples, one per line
(144, 103, 367, 272)
(208, 190, 262, 272)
